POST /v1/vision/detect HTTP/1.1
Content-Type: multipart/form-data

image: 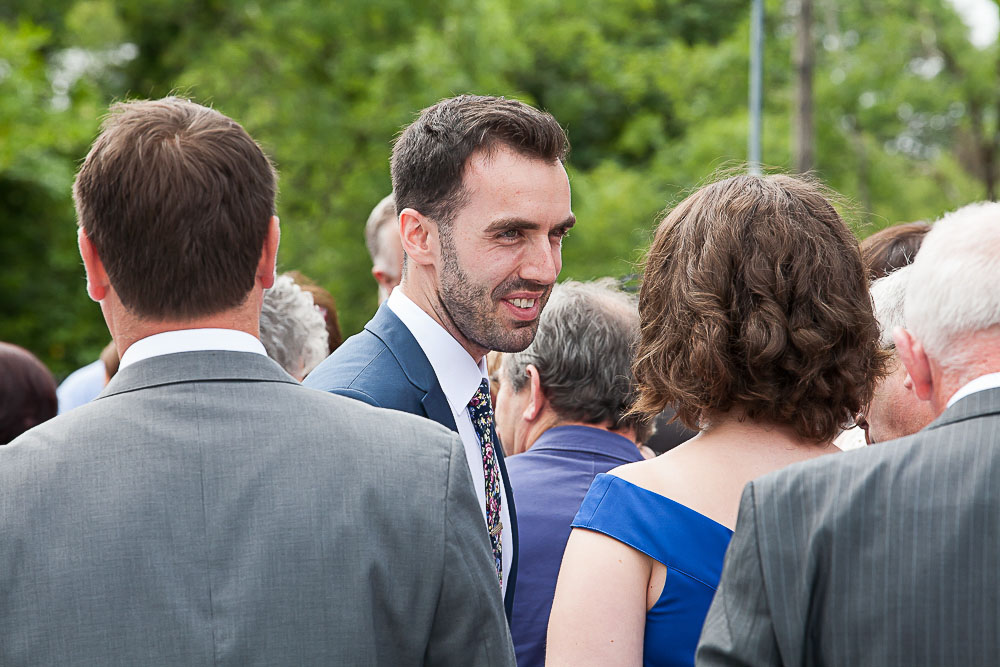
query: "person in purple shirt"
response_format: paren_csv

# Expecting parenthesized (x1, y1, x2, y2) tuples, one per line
(495, 280, 652, 667)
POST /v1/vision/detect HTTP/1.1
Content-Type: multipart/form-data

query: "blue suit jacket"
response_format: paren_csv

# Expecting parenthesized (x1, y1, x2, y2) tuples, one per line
(305, 303, 519, 620)
(504, 426, 644, 667)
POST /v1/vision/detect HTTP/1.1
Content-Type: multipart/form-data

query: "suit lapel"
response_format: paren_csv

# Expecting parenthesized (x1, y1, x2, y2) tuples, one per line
(365, 304, 458, 432)
(367, 304, 516, 616)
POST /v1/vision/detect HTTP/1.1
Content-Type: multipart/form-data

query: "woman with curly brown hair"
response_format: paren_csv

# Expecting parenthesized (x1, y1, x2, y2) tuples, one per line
(546, 174, 886, 667)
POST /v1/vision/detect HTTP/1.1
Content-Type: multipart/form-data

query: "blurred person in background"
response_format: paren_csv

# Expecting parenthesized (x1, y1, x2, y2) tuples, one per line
(487, 350, 504, 409)
(0, 342, 58, 445)
(835, 219, 930, 450)
(855, 265, 936, 444)
(365, 193, 404, 304)
(861, 220, 930, 281)
(496, 279, 649, 667)
(99, 340, 119, 384)
(286, 270, 343, 353)
(643, 407, 696, 455)
(546, 174, 885, 667)
(260, 273, 330, 380)
(55, 354, 106, 413)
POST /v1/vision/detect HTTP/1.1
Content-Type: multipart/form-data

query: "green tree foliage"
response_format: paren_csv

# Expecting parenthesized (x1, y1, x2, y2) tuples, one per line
(1, 0, 995, 378)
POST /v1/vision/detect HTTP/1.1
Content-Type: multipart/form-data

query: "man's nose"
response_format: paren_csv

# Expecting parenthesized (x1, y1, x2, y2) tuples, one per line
(520, 236, 560, 285)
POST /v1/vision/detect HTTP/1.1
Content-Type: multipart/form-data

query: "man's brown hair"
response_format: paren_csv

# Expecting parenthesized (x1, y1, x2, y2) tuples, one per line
(73, 97, 277, 319)
(390, 95, 568, 227)
(861, 221, 931, 281)
(632, 174, 886, 442)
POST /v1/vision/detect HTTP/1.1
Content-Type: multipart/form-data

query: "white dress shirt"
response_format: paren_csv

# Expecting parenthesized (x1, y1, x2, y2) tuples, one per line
(119, 329, 267, 369)
(947, 372, 1000, 408)
(387, 288, 512, 594)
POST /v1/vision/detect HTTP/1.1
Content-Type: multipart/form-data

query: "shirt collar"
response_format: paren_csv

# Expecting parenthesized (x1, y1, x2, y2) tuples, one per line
(946, 372, 1000, 408)
(530, 425, 644, 463)
(119, 329, 267, 370)
(386, 288, 488, 416)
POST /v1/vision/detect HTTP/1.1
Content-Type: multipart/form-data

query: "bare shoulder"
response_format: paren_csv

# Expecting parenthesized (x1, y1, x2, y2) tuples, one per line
(606, 449, 689, 497)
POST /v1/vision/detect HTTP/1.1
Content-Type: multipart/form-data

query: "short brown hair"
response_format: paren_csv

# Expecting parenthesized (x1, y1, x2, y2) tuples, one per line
(390, 95, 568, 226)
(861, 221, 931, 281)
(0, 342, 57, 445)
(73, 97, 277, 319)
(633, 174, 886, 442)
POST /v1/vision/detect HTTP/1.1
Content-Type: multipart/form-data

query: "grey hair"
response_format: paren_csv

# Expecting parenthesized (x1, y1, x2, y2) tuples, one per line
(260, 273, 329, 380)
(871, 265, 912, 349)
(904, 202, 1000, 361)
(503, 279, 649, 440)
(364, 193, 398, 273)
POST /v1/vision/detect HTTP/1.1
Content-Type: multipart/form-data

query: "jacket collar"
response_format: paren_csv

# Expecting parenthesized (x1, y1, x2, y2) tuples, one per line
(530, 425, 644, 463)
(925, 387, 1000, 432)
(97, 350, 297, 400)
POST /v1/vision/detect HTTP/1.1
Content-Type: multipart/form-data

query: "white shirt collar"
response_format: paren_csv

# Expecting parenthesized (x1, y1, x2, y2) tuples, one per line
(386, 288, 488, 417)
(946, 372, 1000, 408)
(119, 329, 267, 370)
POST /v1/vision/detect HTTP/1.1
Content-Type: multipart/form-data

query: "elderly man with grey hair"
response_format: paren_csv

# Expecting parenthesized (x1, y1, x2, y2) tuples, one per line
(855, 265, 935, 444)
(697, 201, 1000, 666)
(260, 273, 329, 381)
(494, 279, 650, 667)
(364, 193, 404, 304)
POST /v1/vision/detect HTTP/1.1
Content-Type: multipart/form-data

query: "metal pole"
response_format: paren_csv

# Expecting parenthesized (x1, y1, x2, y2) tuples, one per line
(749, 0, 764, 175)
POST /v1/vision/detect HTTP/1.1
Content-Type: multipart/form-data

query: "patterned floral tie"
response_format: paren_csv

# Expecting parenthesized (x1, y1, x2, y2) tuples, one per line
(468, 378, 503, 587)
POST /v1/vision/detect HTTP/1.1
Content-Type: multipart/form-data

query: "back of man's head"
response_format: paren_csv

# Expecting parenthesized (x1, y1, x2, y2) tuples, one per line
(390, 94, 568, 227)
(905, 202, 1000, 365)
(73, 97, 277, 320)
(503, 279, 648, 440)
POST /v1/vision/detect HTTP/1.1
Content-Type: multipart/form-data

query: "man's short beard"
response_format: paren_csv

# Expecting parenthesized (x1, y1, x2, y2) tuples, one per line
(437, 233, 549, 354)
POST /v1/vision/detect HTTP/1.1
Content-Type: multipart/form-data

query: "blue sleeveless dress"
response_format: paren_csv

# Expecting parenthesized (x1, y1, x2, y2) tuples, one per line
(571, 473, 734, 667)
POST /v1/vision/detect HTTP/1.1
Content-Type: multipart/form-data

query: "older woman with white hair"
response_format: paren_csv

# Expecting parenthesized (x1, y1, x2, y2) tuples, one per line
(259, 273, 329, 381)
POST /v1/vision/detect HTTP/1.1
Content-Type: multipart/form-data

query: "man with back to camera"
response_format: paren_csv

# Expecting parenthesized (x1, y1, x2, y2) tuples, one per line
(0, 97, 514, 666)
(493, 279, 650, 666)
(856, 264, 936, 444)
(696, 202, 1000, 666)
(305, 94, 576, 618)
(365, 192, 404, 303)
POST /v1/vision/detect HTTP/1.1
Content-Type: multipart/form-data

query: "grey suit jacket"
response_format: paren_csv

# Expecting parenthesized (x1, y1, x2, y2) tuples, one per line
(697, 387, 1000, 667)
(0, 350, 515, 667)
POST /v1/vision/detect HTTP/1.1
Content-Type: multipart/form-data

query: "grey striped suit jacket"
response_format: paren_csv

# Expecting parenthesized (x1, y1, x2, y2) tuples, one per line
(0, 350, 515, 666)
(697, 387, 1000, 667)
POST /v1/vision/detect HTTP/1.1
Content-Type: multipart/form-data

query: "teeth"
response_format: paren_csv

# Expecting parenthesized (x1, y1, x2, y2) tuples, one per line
(511, 298, 535, 309)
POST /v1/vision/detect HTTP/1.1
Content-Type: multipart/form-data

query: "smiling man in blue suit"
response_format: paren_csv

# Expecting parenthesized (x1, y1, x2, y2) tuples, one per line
(305, 95, 575, 619)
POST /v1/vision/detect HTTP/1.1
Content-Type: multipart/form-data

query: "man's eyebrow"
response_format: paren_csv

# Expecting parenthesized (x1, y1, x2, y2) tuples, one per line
(484, 218, 540, 234)
(483, 215, 576, 234)
(557, 215, 577, 230)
